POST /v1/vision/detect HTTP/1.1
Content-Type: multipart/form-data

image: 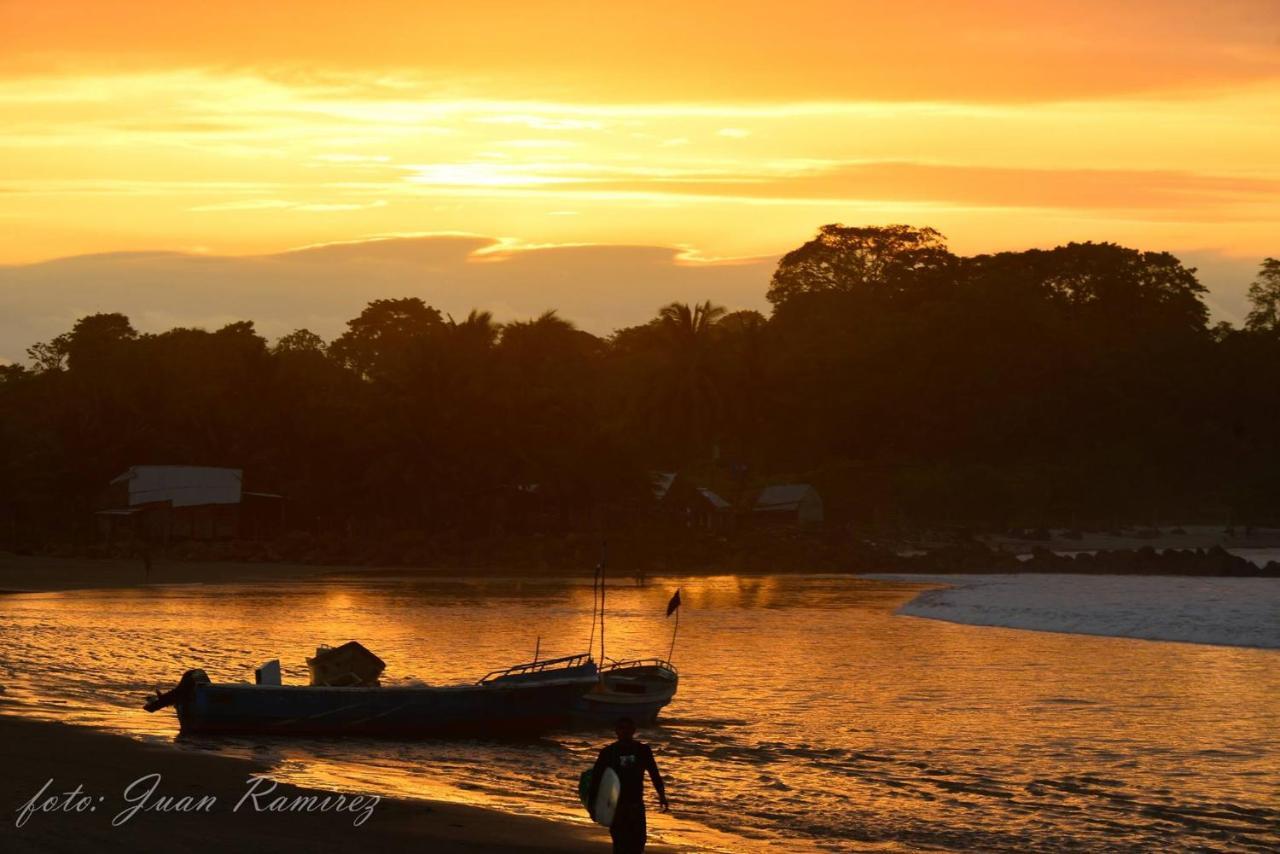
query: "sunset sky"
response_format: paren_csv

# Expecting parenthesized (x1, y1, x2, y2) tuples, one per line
(1, 0, 1278, 353)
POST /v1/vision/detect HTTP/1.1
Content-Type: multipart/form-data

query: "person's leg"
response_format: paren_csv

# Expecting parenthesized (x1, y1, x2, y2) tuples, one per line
(609, 803, 647, 854)
(608, 806, 626, 854)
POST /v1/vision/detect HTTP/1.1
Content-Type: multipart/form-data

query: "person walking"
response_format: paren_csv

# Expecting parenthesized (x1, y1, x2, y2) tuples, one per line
(588, 716, 669, 854)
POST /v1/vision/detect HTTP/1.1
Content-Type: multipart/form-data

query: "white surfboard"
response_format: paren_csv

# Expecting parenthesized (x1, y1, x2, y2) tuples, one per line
(592, 767, 621, 827)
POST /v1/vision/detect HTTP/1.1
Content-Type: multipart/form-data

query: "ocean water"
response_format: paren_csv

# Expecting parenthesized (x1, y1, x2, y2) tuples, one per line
(0, 573, 1276, 852)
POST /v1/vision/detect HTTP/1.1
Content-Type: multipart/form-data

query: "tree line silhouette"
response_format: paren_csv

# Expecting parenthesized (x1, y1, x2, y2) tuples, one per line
(2, 226, 1278, 558)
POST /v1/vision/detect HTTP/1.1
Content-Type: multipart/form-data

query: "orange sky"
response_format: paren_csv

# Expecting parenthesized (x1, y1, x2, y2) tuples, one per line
(0, 1, 1277, 324)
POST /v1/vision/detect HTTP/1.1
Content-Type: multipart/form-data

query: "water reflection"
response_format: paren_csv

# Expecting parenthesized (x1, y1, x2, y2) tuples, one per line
(0, 575, 1276, 852)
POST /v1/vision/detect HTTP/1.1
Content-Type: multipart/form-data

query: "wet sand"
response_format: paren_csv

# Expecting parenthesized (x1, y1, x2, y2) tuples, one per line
(0, 716, 637, 853)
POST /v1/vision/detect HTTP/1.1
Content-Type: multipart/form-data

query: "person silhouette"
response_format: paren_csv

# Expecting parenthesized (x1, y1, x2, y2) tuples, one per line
(589, 716, 669, 853)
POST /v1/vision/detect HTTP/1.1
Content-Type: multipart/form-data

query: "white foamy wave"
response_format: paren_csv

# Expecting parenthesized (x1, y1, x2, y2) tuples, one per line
(875, 574, 1280, 648)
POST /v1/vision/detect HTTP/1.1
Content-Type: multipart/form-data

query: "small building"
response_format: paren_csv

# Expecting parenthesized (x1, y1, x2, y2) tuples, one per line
(656, 474, 734, 532)
(751, 483, 824, 526)
(97, 465, 283, 543)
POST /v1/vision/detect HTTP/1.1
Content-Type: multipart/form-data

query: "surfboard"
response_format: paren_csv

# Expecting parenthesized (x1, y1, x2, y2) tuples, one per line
(577, 767, 621, 827)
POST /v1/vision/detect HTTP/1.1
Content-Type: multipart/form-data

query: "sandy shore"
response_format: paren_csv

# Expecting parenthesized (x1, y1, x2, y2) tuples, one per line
(0, 553, 678, 853)
(0, 551, 721, 592)
(872, 573, 1280, 648)
(0, 552, 356, 593)
(0, 715, 642, 853)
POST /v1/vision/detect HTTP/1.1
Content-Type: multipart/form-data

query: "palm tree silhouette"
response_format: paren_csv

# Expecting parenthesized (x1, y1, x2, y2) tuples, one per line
(653, 300, 727, 460)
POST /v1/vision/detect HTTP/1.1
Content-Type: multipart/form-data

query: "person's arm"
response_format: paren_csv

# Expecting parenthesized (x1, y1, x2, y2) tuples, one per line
(587, 747, 609, 819)
(644, 745, 668, 811)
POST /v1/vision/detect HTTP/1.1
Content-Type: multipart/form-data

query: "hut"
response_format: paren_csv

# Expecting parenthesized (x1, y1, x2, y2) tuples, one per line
(751, 483, 824, 526)
(656, 474, 734, 532)
(96, 465, 283, 543)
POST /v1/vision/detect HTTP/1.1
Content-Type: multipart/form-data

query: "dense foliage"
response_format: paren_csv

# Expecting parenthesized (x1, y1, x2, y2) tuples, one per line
(2, 226, 1278, 549)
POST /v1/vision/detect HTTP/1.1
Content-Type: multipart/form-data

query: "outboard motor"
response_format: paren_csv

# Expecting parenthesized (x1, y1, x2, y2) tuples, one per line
(143, 669, 209, 712)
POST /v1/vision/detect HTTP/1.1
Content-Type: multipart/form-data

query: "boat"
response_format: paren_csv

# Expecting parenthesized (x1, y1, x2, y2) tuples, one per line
(145, 652, 600, 737)
(142, 547, 681, 737)
(574, 658, 678, 726)
(500, 548, 681, 726)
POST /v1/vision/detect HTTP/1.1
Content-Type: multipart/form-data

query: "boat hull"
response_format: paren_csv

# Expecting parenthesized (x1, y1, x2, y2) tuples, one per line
(572, 662, 678, 727)
(175, 676, 597, 737)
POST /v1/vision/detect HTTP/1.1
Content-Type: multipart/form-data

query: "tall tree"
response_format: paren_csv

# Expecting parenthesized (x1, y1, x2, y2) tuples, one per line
(329, 298, 445, 380)
(712, 310, 770, 463)
(26, 312, 138, 373)
(449, 310, 501, 349)
(273, 328, 327, 354)
(767, 224, 954, 306)
(1245, 258, 1280, 333)
(651, 300, 727, 460)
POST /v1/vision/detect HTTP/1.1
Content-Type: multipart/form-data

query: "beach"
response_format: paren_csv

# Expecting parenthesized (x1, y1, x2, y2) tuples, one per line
(0, 552, 347, 593)
(0, 554, 676, 854)
(3, 551, 1278, 851)
(873, 572, 1280, 648)
(0, 716, 628, 853)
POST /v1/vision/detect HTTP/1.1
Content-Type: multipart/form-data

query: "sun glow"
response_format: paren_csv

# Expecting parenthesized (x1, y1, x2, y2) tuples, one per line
(0, 1, 1277, 270)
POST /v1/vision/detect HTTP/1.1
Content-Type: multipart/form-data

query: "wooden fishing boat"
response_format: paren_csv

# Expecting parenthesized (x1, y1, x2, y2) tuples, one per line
(484, 654, 679, 726)
(146, 653, 600, 737)
(143, 545, 684, 737)
(574, 658, 678, 725)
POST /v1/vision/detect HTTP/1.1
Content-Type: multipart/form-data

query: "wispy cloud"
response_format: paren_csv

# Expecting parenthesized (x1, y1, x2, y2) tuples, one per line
(0, 68, 1277, 263)
(0, 236, 778, 360)
(188, 199, 296, 212)
(190, 199, 388, 213)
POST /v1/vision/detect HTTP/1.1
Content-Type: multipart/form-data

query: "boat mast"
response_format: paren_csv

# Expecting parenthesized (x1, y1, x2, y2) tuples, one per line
(598, 541, 607, 668)
(587, 567, 597, 657)
(667, 599, 680, 664)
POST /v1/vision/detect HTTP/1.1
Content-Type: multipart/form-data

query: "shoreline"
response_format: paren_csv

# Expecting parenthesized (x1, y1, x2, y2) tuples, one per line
(0, 715, 640, 853)
(7, 521, 1280, 594)
(0, 552, 343, 594)
(871, 572, 1280, 649)
(0, 553, 682, 852)
(6, 530, 1279, 598)
(0, 551, 891, 598)
(4, 552, 1275, 850)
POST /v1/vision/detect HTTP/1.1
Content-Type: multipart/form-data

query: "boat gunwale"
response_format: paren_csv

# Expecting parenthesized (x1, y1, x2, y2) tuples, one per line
(600, 658, 678, 678)
(195, 675, 600, 695)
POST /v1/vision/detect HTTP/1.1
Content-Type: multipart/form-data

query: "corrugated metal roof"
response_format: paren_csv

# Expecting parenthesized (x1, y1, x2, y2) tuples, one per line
(111, 465, 243, 507)
(755, 483, 817, 511)
(697, 488, 732, 510)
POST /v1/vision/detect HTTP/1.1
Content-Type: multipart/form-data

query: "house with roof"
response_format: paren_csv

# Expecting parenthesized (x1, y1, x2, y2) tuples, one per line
(750, 483, 824, 526)
(654, 472, 734, 532)
(96, 465, 283, 543)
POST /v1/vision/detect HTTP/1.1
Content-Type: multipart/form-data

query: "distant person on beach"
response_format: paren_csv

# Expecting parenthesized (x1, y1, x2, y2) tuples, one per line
(589, 716, 669, 854)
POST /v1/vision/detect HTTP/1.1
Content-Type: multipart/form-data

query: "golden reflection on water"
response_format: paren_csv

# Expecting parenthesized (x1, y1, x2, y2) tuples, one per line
(0, 574, 1277, 853)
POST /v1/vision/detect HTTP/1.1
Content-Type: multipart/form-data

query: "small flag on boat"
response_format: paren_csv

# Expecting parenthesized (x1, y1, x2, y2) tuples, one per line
(666, 589, 681, 617)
